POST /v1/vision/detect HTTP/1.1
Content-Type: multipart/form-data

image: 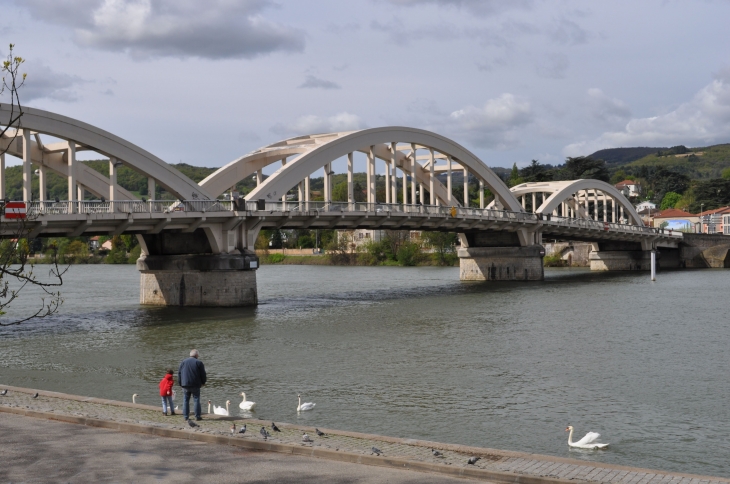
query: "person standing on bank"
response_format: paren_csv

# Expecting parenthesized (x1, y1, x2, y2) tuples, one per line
(159, 369, 175, 416)
(178, 349, 207, 421)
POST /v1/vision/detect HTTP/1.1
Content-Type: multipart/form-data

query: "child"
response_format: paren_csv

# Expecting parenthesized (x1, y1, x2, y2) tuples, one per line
(159, 369, 175, 416)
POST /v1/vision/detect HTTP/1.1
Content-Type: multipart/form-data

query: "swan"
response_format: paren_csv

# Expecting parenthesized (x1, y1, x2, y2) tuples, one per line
(566, 426, 609, 449)
(239, 392, 256, 411)
(207, 400, 212, 414)
(132, 394, 138, 404)
(213, 400, 230, 416)
(297, 394, 315, 412)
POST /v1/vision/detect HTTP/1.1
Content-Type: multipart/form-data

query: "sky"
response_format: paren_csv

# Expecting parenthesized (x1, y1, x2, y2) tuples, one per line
(2, 0, 730, 174)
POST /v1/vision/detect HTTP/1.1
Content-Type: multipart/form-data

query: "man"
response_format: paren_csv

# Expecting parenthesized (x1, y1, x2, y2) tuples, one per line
(178, 349, 207, 421)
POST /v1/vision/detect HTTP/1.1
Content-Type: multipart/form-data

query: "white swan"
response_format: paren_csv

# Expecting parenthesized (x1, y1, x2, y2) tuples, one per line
(213, 400, 230, 416)
(132, 394, 138, 404)
(208, 400, 211, 414)
(297, 394, 315, 412)
(239, 392, 256, 411)
(566, 426, 609, 449)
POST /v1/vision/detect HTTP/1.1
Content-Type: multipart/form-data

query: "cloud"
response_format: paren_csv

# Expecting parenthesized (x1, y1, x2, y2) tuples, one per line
(381, 0, 533, 17)
(19, 0, 305, 60)
(298, 75, 341, 90)
(370, 17, 461, 45)
(564, 75, 730, 156)
(446, 93, 532, 149)
(549, 17, 591, 45)
(535, 53, 569, 79)
(586, 88, 631, 126)
(16, 61, 86, 102)
(271, 112, 366, 136)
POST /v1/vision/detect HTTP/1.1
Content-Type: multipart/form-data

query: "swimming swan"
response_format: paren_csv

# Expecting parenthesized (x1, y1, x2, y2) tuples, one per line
(214, 400, 230, 416)
(297, 394, 315, 412)
(239, 392, 256, 411)
(565, 426, 609, 449)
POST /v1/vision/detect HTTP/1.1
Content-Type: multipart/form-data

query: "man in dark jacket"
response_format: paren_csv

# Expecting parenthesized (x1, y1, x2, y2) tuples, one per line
(178, 349, 207, 421)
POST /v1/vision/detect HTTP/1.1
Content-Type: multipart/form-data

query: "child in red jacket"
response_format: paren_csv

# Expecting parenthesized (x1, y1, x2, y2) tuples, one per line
(159, 369, 175, 416)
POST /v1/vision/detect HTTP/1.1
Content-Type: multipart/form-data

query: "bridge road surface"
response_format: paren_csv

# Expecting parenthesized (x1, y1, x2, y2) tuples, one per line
(0, 413, 473, 484)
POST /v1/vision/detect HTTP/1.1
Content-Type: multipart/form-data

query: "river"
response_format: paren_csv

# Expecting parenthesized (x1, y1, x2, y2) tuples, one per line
(0, 265, 728, 476)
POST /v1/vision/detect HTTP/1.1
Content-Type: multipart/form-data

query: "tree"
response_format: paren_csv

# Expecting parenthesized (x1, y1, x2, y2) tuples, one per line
(508, 163, 523, 187)
(421, 232, 457, 266)
(0, 45, 65, 326)
(660, 192, 682, 210)
(722, 167, 730, 180)
(561, 156, 610, 182)
(520, 159, 552, 183)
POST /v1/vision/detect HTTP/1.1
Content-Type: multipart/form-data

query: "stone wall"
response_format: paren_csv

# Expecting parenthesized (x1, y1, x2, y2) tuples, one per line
(140, 270, 257, 306)
(679, 233, 730, 268)
(458, 246, 544, 281)
(543, 242, 592, 267)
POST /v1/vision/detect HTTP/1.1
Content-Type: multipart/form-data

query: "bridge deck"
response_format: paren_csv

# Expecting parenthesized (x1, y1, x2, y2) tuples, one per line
(0, 200, 682, 247)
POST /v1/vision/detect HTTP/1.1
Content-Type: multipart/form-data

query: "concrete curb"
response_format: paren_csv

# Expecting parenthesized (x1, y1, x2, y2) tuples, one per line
(2, 385, 726, 483)
(0, 404, 580, 484)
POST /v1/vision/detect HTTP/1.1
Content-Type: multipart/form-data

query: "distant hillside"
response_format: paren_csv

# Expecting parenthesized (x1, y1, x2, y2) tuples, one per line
(589, 147, 666, 165)
(624, 143, 730, 179)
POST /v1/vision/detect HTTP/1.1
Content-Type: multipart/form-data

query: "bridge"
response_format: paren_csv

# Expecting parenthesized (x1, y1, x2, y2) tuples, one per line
(0, 106, 683, 306)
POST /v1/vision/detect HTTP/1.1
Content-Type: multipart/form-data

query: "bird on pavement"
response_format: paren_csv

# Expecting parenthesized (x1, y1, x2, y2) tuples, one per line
(32, 393, 39, 399)
(0, 389, 7, 396)
(238, 424, 247, 435)
(302, 432, 313, 443)
(260, 427, 270, 440)
(230, 424, 236, 434)
(188, 420, 198, 428)
(315, 428, 325, 437)
(467, 457, 480, 465)
(431, 449, 443, 457)
(271, 422, 281, 432)
(371, 447, 382, 456)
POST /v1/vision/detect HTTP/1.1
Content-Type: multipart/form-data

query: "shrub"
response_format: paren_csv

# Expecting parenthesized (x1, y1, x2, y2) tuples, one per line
(396, 242, 423, 266)
(267, 253, 285, 263)
(127, 245, 142, 264)
(543, 253, 566, 267)
(105, 248, 128, 264)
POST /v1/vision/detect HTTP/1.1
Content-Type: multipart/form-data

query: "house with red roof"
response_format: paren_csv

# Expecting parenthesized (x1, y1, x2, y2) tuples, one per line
(614, 179, 641, 198)
(651, 208, 699, 232)
(697, 206, 730, 234)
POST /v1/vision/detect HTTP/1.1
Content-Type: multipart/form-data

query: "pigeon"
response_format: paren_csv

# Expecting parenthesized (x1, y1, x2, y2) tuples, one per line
(238, 424, 247, 435)
(302, 432, 313, 443)
(315, 428, 325, 437)
(371, 447, 382, 456)
(260, 427, 270, 440)
(467, 456, 480, 465)
(0, 389, 7, 396)
(188, 420, 198, 428)
(32, 393, 39, 399)
(431, 449, 443, 457)
(230, 424, 236, 434)
(271, 422, 281, 432)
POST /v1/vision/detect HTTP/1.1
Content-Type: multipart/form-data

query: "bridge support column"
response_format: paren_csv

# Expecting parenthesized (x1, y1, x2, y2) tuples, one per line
(458, 246, 545, 281)
(137, 252, 259, 307)
(589, 242, 655, 271)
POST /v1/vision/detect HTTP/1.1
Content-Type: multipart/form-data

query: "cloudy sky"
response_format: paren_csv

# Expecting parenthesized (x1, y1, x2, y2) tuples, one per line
(2, 0, 730, 172)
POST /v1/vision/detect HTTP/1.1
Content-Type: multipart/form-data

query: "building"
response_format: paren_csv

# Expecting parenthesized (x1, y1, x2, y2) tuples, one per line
(614, 180, 641, 198)
(339, 229, 424, 248)
(635, 201, 656, 212)
(651, 208, 699, 232)
(697, 206, 730, 234)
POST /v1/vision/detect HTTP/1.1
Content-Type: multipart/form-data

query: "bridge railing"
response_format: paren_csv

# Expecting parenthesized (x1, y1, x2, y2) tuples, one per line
(544, 215, 682, 238)
(26, 200, 235, 215)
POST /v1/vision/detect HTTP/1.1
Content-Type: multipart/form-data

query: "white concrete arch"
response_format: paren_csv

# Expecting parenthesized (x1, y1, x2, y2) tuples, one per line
(0, 105, 212, 200)
(522, 179, 643, 226)
(198, 132, 347, 197)
(241, 127, 521, 211)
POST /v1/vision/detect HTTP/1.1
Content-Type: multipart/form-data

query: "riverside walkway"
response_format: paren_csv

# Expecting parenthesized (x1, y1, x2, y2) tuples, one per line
(1, 386, 727, 484)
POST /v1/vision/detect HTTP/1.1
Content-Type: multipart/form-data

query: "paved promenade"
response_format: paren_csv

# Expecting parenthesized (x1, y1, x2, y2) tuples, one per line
(1, 386, 728, 484)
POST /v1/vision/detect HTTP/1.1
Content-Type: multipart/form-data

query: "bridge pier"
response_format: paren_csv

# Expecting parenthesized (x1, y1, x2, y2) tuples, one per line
(136, 230, 259, 307)
(458, 246, 545, 281)
(589, 242, 658, 271)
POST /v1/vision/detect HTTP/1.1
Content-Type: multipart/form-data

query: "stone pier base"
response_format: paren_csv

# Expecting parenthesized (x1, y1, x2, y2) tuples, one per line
(137, 253, 259, 306)
(458, 246, 545, 281)
(589, 250, 652, 271)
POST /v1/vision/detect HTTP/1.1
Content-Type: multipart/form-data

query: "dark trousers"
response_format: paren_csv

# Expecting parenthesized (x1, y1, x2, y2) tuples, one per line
(182, 387, 201, 420)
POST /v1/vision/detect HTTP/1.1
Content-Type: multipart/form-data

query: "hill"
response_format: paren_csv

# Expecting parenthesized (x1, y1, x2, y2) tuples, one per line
(622, 143, 730, 179)
(589, 147, 666, 165)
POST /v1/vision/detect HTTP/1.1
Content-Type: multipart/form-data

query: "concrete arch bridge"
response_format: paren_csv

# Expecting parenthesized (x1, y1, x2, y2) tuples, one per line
(0, 107, 681, 306)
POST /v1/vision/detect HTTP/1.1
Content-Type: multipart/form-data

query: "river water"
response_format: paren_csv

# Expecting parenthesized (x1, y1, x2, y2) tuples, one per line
(0, 265, 728, 476)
